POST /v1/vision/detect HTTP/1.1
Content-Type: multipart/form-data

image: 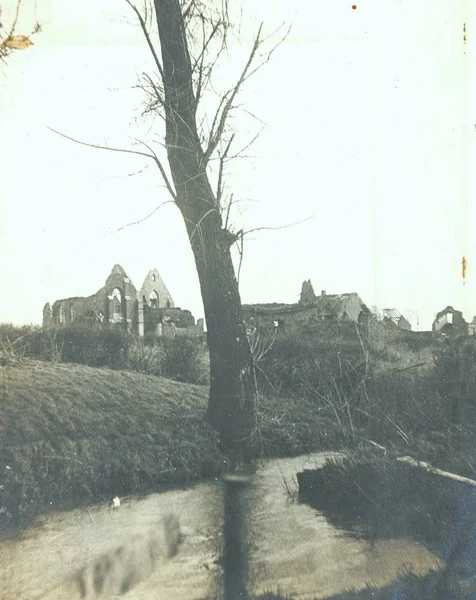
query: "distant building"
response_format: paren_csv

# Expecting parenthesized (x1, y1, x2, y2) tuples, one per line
(43, 264, 204, 339)
(382, 309, 412, 331)
(369, 307, 413, 331)
(432, 306, 468, 337)
(243, 280, 371, 331)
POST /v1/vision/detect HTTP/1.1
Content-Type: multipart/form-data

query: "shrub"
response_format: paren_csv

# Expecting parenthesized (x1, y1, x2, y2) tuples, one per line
(0, 324, 130, 369)
(255, 323, 446, 446)
(126, 339, 164, 377)
(160, 336, 202, 383)
(0, 324, 42, 359)
(57, 327, 129, 369)
(257, 326, 366, 399)
(0, 323, 209, 384)
(434, 337, 476, 425)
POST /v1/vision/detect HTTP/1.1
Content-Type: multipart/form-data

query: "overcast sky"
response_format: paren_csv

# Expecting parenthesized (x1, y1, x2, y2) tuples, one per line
(0, 0, 474, 330)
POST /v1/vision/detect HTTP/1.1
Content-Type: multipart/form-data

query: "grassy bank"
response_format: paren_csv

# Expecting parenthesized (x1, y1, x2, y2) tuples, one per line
(0, 357, 343, 529)
(297, 453, 476, 598)
(298, 454, 476, 550)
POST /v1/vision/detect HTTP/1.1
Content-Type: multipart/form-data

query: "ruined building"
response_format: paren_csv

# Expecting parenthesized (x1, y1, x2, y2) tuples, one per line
(43, 264, 204, 339)
(243, 279, 372, 333)
(432, 306, 468, 337)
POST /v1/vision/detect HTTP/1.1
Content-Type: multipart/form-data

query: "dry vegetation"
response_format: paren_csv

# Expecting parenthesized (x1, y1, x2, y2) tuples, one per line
(2, 318, 476, 535)
(0, 358, 220, 526)
(0, 356, 343, 528)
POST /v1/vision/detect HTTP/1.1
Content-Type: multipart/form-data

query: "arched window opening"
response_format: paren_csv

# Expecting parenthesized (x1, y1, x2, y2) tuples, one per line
(149, 290, 159, 309)
(59, 305, 65, 325)
(69, 305, 74, 321)
(112, 288, 122, 319)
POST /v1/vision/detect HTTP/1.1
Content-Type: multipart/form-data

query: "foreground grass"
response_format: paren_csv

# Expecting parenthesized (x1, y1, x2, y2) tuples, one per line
(0, 358, 343, 529)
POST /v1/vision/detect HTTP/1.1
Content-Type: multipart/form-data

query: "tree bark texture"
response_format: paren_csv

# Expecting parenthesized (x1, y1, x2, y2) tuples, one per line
(154, 0, 256, 446)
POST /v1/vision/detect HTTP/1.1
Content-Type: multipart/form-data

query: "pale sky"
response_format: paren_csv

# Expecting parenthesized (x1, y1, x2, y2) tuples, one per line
(0, 0, 474, 330)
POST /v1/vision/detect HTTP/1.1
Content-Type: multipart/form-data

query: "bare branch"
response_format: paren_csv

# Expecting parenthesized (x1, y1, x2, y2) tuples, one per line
(141, 71, 164, 106)
(47, 127, 177, 201)
(125, 0, 165, 81)
(98, 164, 151, 183)
(206, 91, 230, 153)
(242, 214, 315, 239)
(133, 138, 177, 200)
(11, 0, 22, 34)
(205, 23, 264, 162)
(216, 133, 234, 206)
(182, 0, 195, 22)
(113, 199, 176, 232)
(193, 18, 220, 106)
(221, 127, 263, 165)
(185, 207, 219, 245)
(48, 126, 154, 157)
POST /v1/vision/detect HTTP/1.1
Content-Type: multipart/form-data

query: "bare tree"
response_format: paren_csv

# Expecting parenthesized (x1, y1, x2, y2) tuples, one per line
(127, 0, 285, 451)
(52, 0, 285, 452)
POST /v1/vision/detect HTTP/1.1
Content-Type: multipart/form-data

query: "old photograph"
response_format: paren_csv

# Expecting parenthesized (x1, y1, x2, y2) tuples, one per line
(1, 0, 475, 598)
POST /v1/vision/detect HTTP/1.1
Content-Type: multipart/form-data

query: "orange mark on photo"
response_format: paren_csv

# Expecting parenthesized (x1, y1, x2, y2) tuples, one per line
(462, 256, 467, 279)
(352, 4, 357, 9)
(464, 23, 467, 44)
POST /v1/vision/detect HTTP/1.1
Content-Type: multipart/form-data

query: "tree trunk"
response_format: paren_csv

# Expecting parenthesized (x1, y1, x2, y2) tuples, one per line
(154, 0, 256, 447)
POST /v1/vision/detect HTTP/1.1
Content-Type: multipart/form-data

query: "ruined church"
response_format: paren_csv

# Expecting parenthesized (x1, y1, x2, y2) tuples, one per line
(43, 264, 204, 339)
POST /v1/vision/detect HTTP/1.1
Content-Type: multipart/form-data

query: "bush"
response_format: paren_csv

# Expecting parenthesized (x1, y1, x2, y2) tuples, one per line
(58, 327, 129, 369)
(160, 336, 202, 383)
(255, 323, 446, 446)
(0, 323, 208, 384)
(434, 337, 476, 425)
(126, 339, 164, 377)
(0, 324, 42, 359)
(257, 326, 366, 399)
(0, 324, 129, 369)
(132, 335, 205, 383)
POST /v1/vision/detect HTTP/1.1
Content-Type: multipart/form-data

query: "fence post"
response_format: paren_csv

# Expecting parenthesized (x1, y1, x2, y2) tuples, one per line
(222, 474, 252, 600)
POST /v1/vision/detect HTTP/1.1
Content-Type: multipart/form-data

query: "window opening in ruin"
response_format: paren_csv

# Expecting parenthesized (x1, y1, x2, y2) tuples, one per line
(149, 290, 159, 309)
(59, 305, 65, 324)
(112, 288, 122, 318)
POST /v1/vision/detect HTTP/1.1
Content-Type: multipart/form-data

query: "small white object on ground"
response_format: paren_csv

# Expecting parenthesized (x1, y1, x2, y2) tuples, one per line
(112, 496, 120, 508)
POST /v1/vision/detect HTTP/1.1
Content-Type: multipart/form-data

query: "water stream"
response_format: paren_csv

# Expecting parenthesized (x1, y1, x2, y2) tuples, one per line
(0, 453, 441, 599)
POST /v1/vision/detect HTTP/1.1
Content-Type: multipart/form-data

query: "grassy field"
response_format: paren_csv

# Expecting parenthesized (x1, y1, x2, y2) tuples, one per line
(0, 357, 343, 528)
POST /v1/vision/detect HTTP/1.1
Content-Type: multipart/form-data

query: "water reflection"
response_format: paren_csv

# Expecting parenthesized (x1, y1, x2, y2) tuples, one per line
(0, 453, 441, 600)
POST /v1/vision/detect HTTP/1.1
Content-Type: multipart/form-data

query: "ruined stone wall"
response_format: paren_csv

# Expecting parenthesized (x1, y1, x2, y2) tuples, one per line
(151, 314, 204, 340)
(343, 294, 364, 322)
(46, 265, 200, 339)
(243, 305, 323, 332)
(139, 269, 174, 309)
(51, 294, 108, 328)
